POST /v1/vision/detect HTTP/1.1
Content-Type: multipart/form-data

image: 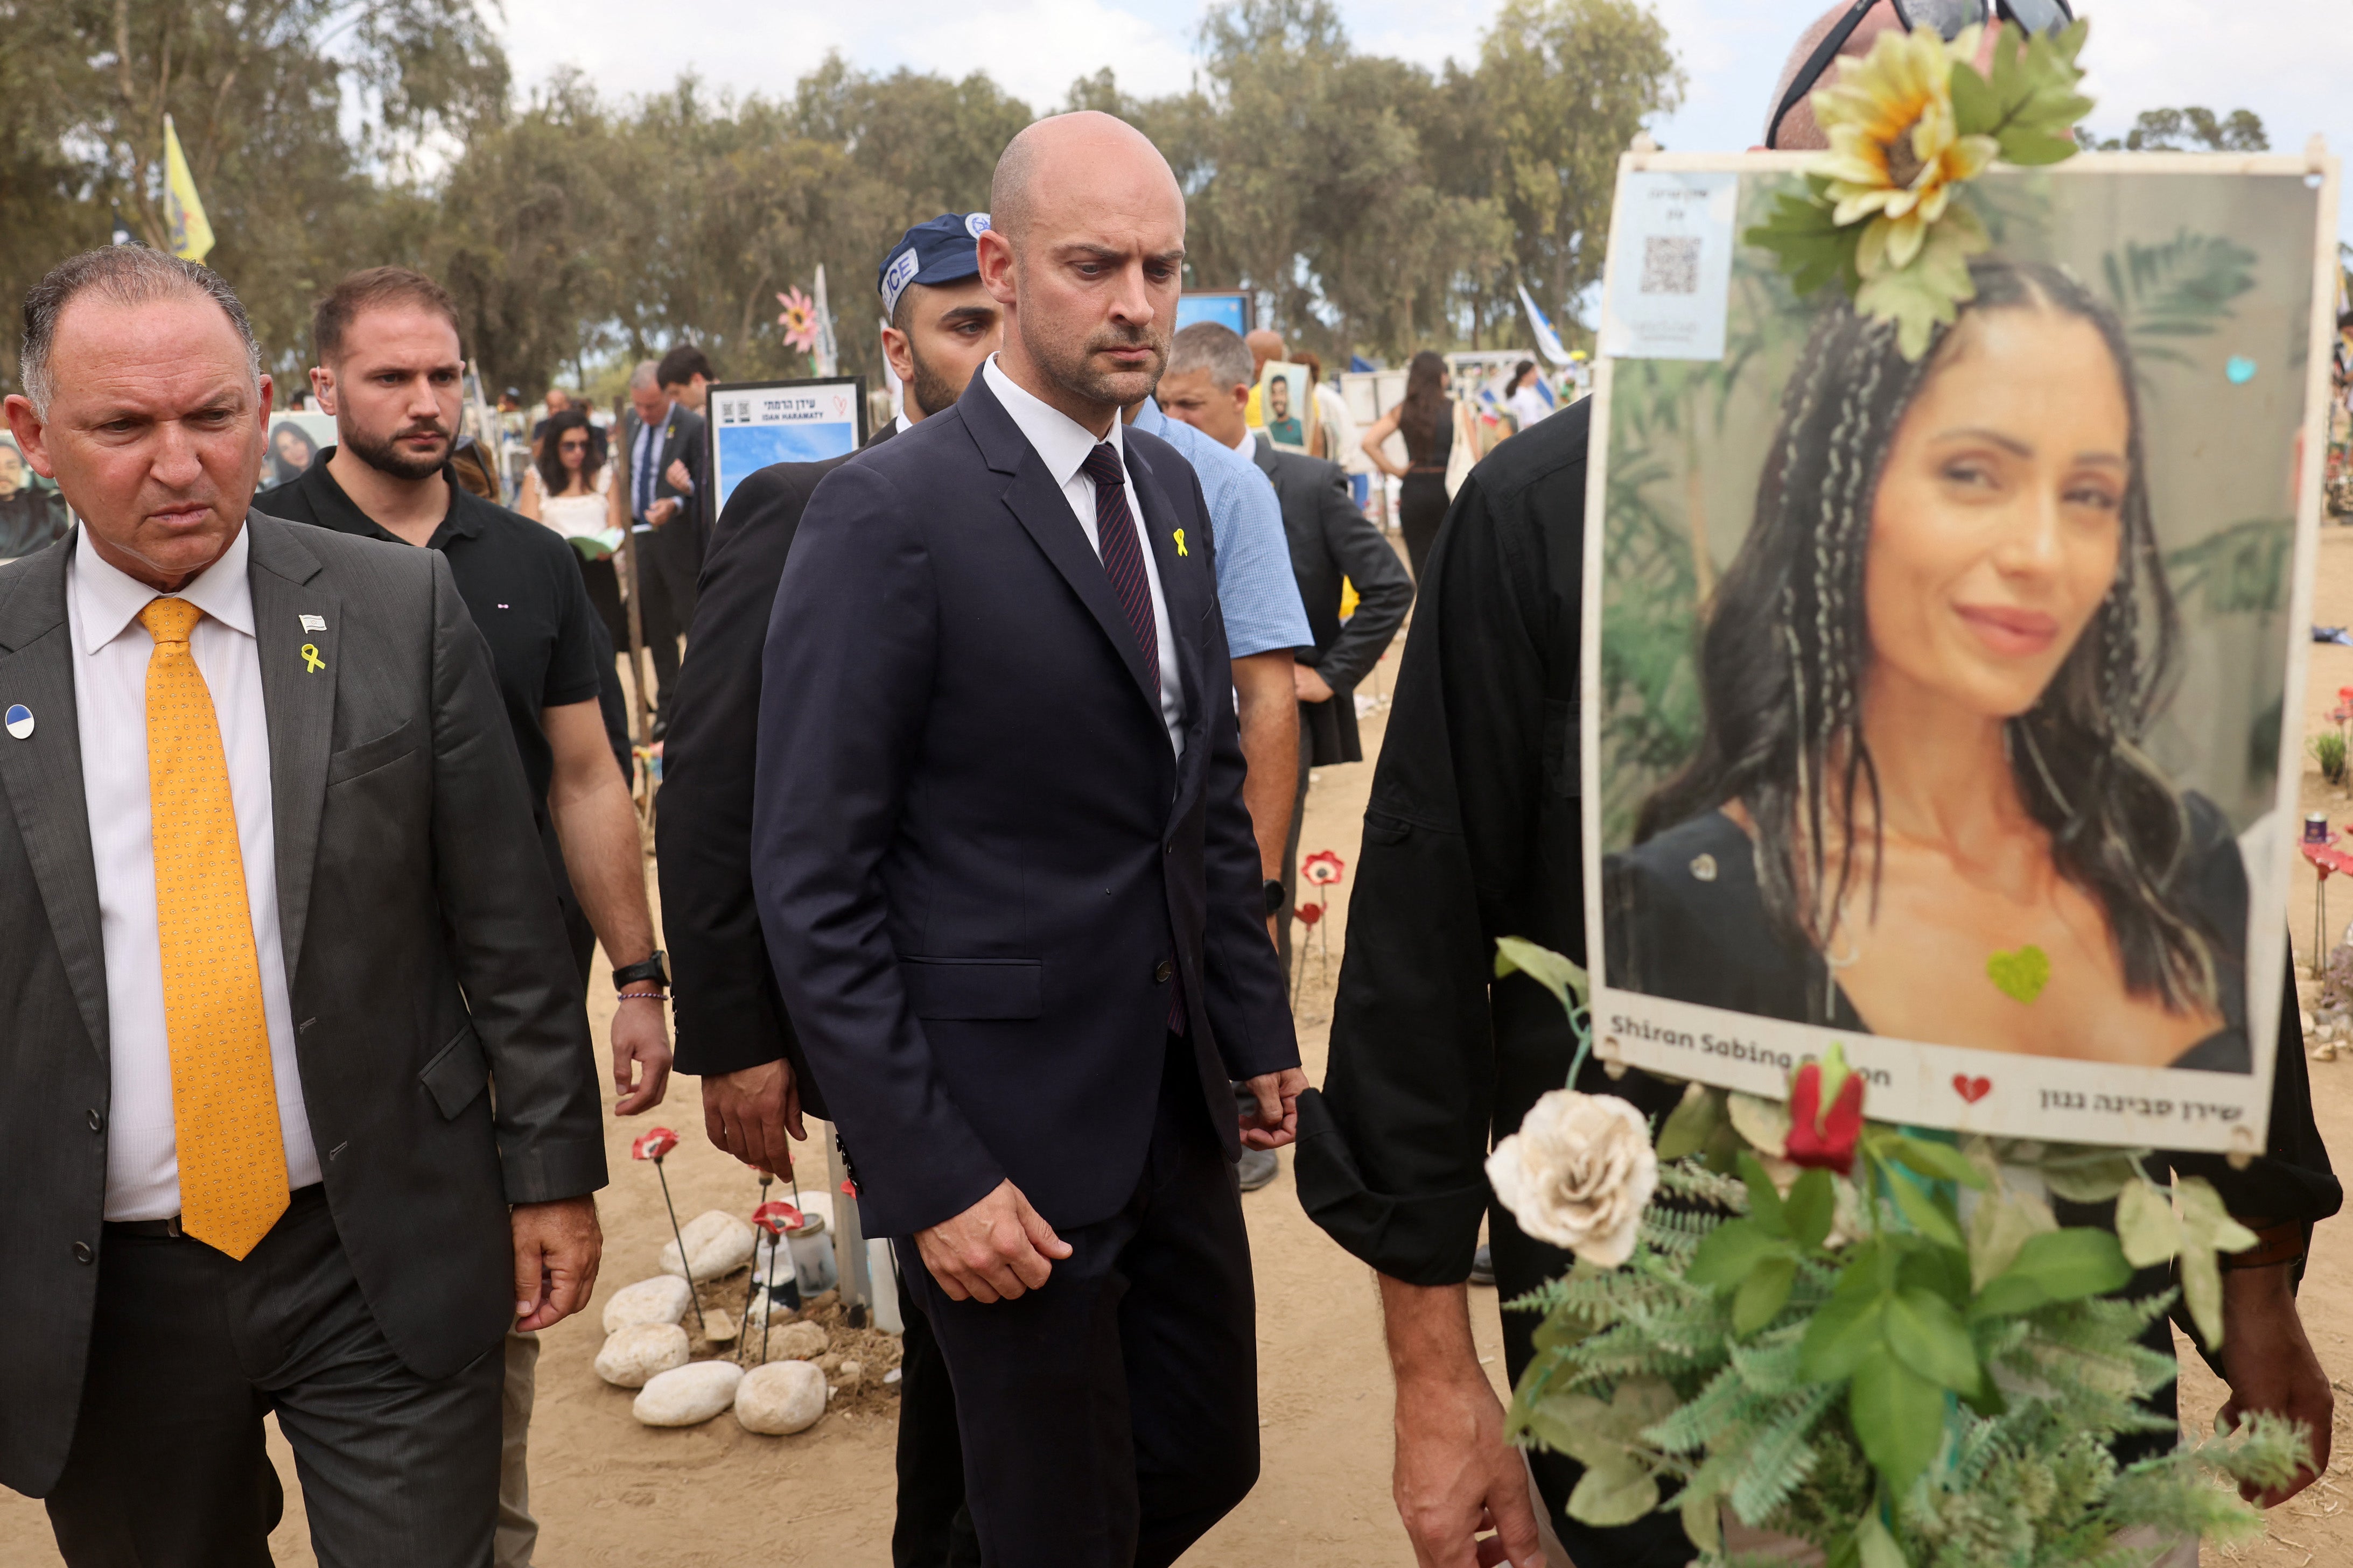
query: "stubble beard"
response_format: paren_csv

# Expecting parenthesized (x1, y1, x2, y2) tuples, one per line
(1024, 314, 1166, 416)
(345, 420, 451, 482)
(905, 340, 962, 420)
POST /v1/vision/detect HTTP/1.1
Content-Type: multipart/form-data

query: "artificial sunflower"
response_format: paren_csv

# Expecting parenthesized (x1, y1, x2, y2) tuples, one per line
(1811, 24, 1999, 275)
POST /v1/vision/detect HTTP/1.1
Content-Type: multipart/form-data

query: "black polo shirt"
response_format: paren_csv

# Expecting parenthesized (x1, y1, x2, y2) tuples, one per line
(259, 449, 606, 813)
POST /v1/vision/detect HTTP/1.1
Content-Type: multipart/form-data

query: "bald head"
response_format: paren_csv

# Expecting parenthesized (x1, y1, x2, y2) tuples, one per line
(1244, 329, 1285, 376)
(990, 111, 1181, 246)
(977, 111, 1187, 430)
(1768, 0, 1906, 150)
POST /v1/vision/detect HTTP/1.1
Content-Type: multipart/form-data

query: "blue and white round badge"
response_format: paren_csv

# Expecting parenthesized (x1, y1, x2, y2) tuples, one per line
(965, 212, 991, 238)
(5, 704, 32, 740)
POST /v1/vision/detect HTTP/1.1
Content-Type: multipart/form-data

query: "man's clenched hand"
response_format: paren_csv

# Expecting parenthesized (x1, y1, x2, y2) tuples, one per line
(512, 1196, 601, 1332)
(702, 1059, 804, 1175)
(914, 1179, 1071, 1303)
(1239, 1066, 1308, 1151)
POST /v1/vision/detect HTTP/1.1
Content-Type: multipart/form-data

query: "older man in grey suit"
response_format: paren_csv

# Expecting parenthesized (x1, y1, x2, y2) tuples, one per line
(0, 248, 606, 1565)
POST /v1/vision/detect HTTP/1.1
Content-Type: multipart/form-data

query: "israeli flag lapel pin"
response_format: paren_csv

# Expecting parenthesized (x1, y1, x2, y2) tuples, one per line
(5, 704, 32, 740)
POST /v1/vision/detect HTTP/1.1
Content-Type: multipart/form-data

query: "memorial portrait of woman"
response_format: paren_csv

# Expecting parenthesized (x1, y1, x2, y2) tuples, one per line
(1606, 258, 2254, 1073)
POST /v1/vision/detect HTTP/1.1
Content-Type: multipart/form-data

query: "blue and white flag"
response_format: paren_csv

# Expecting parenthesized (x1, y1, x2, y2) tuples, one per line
(1517, 282, 1575, 368)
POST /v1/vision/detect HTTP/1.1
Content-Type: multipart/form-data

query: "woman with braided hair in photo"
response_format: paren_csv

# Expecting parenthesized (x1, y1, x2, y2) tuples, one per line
(1608, 258, 2255, 1072)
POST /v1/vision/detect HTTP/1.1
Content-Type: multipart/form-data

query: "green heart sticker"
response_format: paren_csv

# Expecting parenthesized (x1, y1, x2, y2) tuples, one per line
(1986, 945, 2050, 1004)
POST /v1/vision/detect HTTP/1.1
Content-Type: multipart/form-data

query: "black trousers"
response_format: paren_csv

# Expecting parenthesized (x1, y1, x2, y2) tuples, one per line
(1398, 472, 1449, 583)
(627, 521, 701, 724)
(44, 1186, 505, 1568)
(892, 1292, 981, 1568)
(894, 1041, 1260, 1567)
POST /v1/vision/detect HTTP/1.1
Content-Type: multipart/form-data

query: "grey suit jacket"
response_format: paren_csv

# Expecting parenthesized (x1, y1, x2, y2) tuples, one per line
(0, 513, 606, 1496)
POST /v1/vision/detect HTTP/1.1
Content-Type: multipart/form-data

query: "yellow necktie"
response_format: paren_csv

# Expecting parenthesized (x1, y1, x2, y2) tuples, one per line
(138, 597, 288, 1259)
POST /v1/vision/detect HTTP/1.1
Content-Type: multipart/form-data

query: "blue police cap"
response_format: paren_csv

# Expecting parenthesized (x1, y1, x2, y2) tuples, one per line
(878, 213, 991, 320)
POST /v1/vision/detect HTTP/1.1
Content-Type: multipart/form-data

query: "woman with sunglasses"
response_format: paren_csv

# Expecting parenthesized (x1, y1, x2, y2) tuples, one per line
(521, 406, 627, 652)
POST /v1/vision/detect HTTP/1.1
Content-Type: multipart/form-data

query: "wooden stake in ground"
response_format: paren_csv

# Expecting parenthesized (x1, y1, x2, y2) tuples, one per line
(617, 521, 657, 813)
(630, 1127, 705, 1337)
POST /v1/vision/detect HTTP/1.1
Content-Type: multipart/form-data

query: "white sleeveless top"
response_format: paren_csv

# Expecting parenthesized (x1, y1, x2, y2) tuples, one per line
(536, 467, 612, 539)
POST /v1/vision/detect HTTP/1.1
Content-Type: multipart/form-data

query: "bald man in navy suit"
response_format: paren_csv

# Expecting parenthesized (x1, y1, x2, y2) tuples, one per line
(751, 114, 1300, 1567)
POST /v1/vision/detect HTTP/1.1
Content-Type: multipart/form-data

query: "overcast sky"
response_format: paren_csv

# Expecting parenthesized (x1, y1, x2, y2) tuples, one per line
(498, 0, 2353, 245)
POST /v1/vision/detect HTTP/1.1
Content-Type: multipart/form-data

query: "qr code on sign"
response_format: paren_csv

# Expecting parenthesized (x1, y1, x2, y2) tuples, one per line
(1640, 235, 1701, 296)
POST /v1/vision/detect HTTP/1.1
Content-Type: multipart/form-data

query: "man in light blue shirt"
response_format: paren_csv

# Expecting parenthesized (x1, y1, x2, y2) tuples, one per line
(1128, 391, 1309, 1193)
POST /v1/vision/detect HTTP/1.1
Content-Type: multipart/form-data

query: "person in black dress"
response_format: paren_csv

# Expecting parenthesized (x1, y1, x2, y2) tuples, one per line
(1360, 349, 1454, 581)
(1614, 259, 2254, 1073)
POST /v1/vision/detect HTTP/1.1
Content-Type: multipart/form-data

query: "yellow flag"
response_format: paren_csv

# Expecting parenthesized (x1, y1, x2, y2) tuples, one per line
(162, 115, 214, 264)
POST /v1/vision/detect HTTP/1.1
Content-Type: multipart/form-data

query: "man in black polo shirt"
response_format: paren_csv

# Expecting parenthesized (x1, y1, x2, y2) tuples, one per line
(262, 266, 673, 1568)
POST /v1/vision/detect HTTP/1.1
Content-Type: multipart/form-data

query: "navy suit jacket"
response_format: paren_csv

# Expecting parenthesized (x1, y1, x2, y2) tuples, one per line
(752, 372, 1299, 1238)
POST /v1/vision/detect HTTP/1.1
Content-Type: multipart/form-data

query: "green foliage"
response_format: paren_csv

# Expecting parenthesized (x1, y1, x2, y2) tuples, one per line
(1948, 18, 2095, 166)
(2097, 229, 2259, 375)
(2086, 107, 2271, 154)
(2313, 729, 2349, 787)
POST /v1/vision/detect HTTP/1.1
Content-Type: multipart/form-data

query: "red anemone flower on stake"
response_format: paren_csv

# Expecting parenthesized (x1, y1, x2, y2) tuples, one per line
(1302, 849, 1345, 886)
(631, 1126, 679, 1162)
(752, 1200, 806, 1237)
(1784, 1046, 1865, 1175)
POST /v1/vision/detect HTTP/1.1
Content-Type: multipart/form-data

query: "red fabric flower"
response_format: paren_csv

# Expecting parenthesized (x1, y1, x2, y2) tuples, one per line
(752, 1200, 806, 1237)
(630, 1127, 680, 1161)
(1784, 1065, 1864, 1175)
(1302, 850, 1346, 886)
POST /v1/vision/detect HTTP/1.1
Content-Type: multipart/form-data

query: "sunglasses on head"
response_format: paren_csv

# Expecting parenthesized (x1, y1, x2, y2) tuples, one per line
(1768, 0, 2076, 150)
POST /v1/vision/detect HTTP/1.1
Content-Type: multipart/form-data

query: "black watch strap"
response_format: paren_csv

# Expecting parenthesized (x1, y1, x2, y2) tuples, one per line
(1263, 878, 1288, 915)
(612, 950, 670, 990)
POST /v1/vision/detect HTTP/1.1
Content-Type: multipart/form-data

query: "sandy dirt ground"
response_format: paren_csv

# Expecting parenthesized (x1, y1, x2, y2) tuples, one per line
(12, 533, 2353, 1567)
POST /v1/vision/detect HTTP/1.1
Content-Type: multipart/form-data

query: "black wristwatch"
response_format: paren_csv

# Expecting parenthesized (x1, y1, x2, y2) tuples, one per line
(1263, 878, 1287, 916)
(612, 950, 670, 991)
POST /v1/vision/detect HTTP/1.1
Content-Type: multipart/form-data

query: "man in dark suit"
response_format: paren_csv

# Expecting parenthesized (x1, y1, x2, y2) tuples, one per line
(609, 359, 707, 731)
(0, 248, 604, 1562)
(663, 210, 1002, 1568)
(1156, 320, 1413, 974)
(752, 112, 1301, 1566)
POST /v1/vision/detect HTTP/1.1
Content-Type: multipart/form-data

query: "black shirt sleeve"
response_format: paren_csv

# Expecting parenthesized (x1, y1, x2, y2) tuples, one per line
(541, 535, 607, 712)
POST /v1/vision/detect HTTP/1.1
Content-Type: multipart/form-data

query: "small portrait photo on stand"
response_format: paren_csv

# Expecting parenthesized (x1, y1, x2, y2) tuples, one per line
(1257, 360, 1316, 454)
(1582, 140, 2340, 1155)
(0, 431, 71, 560)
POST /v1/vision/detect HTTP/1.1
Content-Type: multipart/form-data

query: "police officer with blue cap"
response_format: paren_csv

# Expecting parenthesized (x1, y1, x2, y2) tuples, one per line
(878, 212, 1004, 433)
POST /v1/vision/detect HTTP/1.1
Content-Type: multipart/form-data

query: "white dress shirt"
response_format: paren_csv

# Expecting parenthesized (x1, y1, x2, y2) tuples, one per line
(983, 355, 1185, 758)
(67, 525, 321, 1221)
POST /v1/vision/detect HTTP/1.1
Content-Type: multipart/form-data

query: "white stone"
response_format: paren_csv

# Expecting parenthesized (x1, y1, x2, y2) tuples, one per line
(734, 1361, 828, 1436)
(659, 1210, 757, 1280)
(702, 1309, 738, 1343)
(836, 1359, 865, 1390)
(755, 1320, 829, 1363)
(594, 1323, 689, 1388)
(600, 1275, 693, 1334)
(633, 1360, 746, 1427)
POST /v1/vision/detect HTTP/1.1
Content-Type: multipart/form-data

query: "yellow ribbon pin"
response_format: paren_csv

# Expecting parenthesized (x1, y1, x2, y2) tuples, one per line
(1173, 528, 1188, 557)
(300, 643, 325, 674)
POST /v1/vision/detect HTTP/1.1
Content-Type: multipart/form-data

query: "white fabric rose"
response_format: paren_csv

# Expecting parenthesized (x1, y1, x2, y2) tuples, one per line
(1486, 1089, 1659, 1268)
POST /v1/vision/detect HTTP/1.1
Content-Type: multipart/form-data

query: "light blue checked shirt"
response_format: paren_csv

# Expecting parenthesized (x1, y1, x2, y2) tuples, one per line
(1131, 398, 1311, 659)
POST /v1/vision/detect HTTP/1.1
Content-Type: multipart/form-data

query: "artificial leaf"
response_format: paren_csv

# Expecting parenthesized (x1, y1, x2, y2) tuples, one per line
(2114, 1178, 2184, 1269)
(1967, 1187, 2056, 1292)
(2041, 1149, 2144, 1204)
(1898, 1243, 1972, 1309)
(1522, 1391, 1609, 1462)
(1888, 1176, 1967, 1251)
(2175, 1176, 2261, 1258)
(1856, 208, 1989, 360)
(1743, 180, 1860, 299)
(1884, 1287, 1981, 1394)
(1882, 1135, 1988, 1191)
(1848, 1343, 1945, 1495)
(1728, 1093, 1791, 1159)
(1568, 1452, 1660, 1528)
(2181, 1244, 2224, 1350)
(1531, 1302, 1595, 1352)
(1854, 1504, 1909, 1568)
(1739, 1152, 1791, 1239)
(1959, 18, 2093, 166)
(1735, 1255, 1799, 1336)
(1799, 1290, 1886, 1383)
(1785, 1169, 1837, 1251)
(1689, 1219, 1787, 1290)
(1657, 1082, 1724, 1162)
(1495, 937, 1588, 1017)
(1678, 1478, 1724, 1553)
(1969, 1228, 2132, 1319)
